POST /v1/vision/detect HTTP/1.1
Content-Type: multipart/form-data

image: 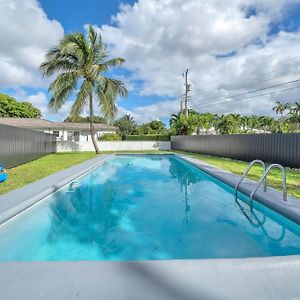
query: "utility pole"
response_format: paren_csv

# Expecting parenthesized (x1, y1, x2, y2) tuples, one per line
(183, 69, 191, 116)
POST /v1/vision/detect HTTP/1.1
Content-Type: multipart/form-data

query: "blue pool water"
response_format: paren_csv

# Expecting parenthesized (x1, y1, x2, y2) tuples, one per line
(0, 155, 299, 261)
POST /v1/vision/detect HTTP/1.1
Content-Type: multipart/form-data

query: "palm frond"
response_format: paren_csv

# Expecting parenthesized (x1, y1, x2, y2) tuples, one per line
(98, 58, 125, 73)
(59, 33, 90, 66)
(90, 29, 107, 65)
(104, 58, 125, 68)
(40, 57, 78, 77)
(96, 77, 128, 119)
(48, 72, 79, 112)
(70, 80, 93, 117)
(96, 87, 117, 119)
(88, 25, 97, 46)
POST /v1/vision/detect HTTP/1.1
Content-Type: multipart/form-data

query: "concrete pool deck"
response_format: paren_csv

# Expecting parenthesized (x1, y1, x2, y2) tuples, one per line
(0, 153, 300, 299)
(1, 256, 300, 300)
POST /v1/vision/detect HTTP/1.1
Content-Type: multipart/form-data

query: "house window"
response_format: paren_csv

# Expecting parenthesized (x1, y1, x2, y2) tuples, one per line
(67, 131, 73, 141)
(74, 131, 80, 142)
(67, 131, 80, 142)
(53, 131, 60, 138)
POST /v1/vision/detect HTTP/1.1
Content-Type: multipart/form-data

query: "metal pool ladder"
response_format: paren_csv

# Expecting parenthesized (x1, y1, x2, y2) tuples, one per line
(250, 164, 287, 203)
(234, 159, 267, 200)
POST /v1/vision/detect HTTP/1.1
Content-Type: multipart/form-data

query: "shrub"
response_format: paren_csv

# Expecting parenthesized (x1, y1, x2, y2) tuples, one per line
(99, 133, 121, 141)
(125, 134, 170, 141)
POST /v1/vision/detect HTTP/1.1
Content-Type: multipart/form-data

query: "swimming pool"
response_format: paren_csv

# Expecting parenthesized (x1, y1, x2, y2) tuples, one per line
(0, 154, 299, 261)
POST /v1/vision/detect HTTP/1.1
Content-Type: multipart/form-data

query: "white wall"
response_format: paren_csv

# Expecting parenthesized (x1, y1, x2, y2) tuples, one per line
(57, 141, 171, 152)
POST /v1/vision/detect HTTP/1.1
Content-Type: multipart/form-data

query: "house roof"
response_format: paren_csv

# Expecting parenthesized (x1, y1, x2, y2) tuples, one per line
(0, 118, 116, 131)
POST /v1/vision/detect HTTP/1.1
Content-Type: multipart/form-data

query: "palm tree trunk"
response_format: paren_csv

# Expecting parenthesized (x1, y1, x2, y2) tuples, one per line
(89, 93, 100, 154)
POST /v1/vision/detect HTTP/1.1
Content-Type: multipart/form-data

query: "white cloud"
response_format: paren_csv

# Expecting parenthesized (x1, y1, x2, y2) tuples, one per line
(100, 0, 300, 121)
(0, 0, 64, 89)
(12, 89, 72, 121)
(2, 0, 300, 123)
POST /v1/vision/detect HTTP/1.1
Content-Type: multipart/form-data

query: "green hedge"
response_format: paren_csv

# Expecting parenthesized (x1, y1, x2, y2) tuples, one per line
(125, 134, 170, 141)
(99, 133, 121, 141)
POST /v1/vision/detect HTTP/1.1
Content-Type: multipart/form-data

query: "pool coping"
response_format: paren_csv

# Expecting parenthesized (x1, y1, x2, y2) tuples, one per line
(1, 255, 300, 300)
(0, 153, 300, 299)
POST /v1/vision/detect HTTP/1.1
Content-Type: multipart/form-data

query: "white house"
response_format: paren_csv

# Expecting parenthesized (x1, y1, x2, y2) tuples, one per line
(0, 118, 171, 152)
(0, 118, 117, 142)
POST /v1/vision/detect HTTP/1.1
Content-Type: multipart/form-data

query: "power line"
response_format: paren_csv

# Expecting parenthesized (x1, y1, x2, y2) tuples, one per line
(190, 85, 300, 109)
(189, 59, 300, 100)
(189, 78, 300, 109)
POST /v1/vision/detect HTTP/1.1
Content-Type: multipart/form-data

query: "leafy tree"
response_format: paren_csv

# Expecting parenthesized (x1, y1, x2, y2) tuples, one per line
(138, 120, 166, 135)
(0, 93, 41, 118)
(40, 25, 128, 153)
(170, 113, 198, 135)
(256, 116, 275, 133)
(196, 113, 216, 134)
(241, 116, 253, 133)
(214, 114, 241, 134)
(64, 115, 107, 124)
(240, 115, 266, 133)
(114, 114, 138, 139)
(288, 102, 300, 124)
(281, 102, 300, 132)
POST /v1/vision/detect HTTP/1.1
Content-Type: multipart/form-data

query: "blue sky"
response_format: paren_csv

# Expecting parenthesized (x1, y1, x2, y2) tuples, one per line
(39, 0, 136, 32)
(0, 0, 300, 123)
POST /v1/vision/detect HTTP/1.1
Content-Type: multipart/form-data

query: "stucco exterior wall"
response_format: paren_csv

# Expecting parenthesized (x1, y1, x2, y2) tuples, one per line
(57, 141, 171, 152)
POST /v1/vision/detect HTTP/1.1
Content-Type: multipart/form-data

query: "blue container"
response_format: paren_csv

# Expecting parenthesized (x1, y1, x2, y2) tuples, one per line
(0, 164, 7, 183)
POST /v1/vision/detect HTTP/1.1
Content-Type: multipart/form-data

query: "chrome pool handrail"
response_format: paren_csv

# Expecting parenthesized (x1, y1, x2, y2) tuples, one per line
(250, 164, 287, 202)
(234, 159, 267, 199)
(234, 198, 286, 242)
(234, 198, 266, 227)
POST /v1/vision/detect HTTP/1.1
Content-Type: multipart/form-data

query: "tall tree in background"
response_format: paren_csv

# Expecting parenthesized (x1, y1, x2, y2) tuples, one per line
(40, 25, 128, 153)
(170, 113, 198, 135)
(196, 113, 216, 134)
(289, 102, 300, 123)
(0, 94, 41, 118)
(272, 101, 289, 117)
(214, 114, 241, 134)
(139, 120, 166, 135)
(115, 114, 138, 139)
(287, 102, 300, 132)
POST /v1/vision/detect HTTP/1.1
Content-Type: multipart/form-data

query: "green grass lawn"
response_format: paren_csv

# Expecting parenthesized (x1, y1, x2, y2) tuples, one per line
(0, 152, 97, 195)
(1, 150, 299, 199)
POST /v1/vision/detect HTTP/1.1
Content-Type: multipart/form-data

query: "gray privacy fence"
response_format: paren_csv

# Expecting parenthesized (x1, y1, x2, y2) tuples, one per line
(171, 134, 300, 168)
(0, 124, 56, 169)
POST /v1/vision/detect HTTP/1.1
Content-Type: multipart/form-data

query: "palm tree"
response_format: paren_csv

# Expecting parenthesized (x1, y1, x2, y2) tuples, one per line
(272, 101, 291, 120)
(290, 102, 300, 115)
(122, 114, 135, 122)
(273, 101, 285, 116)
(40, 25, 128, 153)
(289, 102, 300, 124)
(170, 112, 181, 127)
